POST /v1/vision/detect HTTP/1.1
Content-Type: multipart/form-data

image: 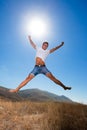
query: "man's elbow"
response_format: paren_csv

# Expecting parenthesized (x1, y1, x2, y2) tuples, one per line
(50, 50, 54, 53)
(33, 45, 36, 49)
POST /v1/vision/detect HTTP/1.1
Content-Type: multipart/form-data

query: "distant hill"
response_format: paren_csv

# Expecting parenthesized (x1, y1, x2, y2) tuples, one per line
(0, 86, 72, 102)
(0, 86, 23, 101)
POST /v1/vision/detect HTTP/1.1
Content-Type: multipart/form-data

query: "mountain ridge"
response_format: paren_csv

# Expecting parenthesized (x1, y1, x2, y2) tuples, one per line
(0, 86, 72, 102)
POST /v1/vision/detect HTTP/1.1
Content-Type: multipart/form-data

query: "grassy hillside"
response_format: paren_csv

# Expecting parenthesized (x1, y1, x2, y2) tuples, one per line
(0, 99, 87, 130)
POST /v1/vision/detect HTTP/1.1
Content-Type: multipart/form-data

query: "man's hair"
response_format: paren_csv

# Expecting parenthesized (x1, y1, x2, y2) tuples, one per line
(43, 42, 49, 46)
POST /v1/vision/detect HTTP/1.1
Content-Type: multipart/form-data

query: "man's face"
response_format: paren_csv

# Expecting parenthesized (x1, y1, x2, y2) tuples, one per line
(42, 43, 48, 50)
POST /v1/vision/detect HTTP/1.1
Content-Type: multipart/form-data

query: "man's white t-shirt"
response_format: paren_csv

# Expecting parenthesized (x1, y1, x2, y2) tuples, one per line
(35, 46, 50, 62)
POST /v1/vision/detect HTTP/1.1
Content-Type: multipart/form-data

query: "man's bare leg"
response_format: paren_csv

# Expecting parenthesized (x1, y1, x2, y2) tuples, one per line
(9, 74, 35, 93)
(46, 73, 71, 90)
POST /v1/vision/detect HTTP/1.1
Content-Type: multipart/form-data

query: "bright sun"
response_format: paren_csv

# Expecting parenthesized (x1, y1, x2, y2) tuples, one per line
(24, 17, 47, 38)
(29, 18, 46, 37)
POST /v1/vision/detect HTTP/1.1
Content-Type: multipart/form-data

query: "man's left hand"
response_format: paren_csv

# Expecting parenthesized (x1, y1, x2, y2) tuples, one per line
(61, 42, 64, 46)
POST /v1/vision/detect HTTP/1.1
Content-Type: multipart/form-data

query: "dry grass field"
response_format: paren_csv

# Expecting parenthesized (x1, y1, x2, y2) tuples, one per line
(0, 99, 87, 130)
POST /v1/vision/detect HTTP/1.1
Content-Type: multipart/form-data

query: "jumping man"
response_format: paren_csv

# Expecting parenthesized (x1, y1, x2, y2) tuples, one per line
(9, 36, 71, 93)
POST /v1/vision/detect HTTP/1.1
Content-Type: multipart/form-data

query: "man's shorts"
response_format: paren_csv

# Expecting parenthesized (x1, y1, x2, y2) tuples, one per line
(29, 65, 51, 76)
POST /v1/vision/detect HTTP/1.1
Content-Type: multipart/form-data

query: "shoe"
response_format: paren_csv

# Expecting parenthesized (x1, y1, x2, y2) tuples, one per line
(64, 87, 72, 90)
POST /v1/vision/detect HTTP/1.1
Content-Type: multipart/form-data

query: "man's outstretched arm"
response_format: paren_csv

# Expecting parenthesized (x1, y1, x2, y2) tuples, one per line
(28, 35, 36, 49)
(50, 42, 64, 53)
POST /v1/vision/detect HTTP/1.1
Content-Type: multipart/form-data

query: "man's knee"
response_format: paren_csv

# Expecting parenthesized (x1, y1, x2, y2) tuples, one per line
(26, 74, 35, 80)
(46, 73, 53, 79)
(46, 73, 57, 82)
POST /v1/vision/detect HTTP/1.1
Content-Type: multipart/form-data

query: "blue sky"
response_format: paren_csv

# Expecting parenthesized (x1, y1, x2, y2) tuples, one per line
(0, 0, 87, 104)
